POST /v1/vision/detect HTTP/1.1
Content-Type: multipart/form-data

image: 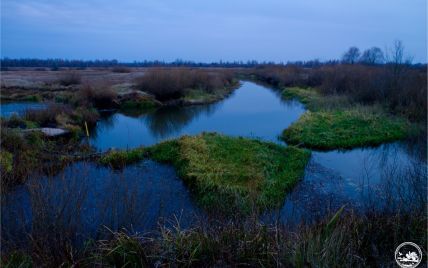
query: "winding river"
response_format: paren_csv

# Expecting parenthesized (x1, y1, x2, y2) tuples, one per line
(1, 81, 426, 248)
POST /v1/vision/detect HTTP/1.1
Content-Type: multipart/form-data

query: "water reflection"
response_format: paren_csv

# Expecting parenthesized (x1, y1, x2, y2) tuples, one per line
(1, 160, 200, 250)
(0, 102, 46, 118)
(90, 81, 306, 151)
(277, 141, 427, 226)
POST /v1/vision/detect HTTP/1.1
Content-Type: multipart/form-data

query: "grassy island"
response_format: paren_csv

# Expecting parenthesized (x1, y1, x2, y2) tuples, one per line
(281, 87, 411, 150)
(100, 133, 311, 214)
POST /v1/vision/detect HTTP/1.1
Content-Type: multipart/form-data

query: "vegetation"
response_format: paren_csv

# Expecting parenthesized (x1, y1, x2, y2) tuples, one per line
(2, 211, 425, 267)
(111, 66, 132, 73)
(99, 147, 145, 169)
(283, 109, 409, 149)
(57, 71, 82, 86)
(248, 42, 427, 122)
(280, 87, 411, 149)
(135, 68, 237, 102)
(144, 133, 311, 214)
(100, 133, 310, 214)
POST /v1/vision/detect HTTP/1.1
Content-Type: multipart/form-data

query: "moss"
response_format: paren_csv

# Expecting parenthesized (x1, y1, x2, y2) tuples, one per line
(282, 109, 409, 150)
(0, 150, 13, 173)
(99, 147, 146, 169)
(147, 133, 311, 214)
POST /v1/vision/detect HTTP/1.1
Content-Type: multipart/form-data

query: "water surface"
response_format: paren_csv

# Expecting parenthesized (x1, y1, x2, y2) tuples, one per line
(0, 102, 46, 118)
(91, 81, 305, 150)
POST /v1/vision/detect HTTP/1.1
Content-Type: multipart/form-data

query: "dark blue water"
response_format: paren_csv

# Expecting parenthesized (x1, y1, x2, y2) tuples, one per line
(0, 102, 46, 118)
(1, 160, 200, 248)
(90, 81, 305, 150)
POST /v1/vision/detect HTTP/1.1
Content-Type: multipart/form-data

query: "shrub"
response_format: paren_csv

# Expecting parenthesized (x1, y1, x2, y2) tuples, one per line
(57, 71, 82, 86)
(111, 66, 132, 73)
(135, 68, 235, 101)
(76, 85, 118, 109)
(25, 104, 73, 127)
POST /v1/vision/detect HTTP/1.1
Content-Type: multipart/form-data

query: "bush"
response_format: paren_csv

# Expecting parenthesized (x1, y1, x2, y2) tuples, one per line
(57, 71, 82, 86)
(111, 66, 132, 73)
(76, 85, 118, 109)
(251, 64, 427, 122)
(135, 68, 235, 101)
(25, 104, 73, 127)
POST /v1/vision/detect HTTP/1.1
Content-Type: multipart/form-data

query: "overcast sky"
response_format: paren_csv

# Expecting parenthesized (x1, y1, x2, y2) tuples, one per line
(1, 0, 426, 62)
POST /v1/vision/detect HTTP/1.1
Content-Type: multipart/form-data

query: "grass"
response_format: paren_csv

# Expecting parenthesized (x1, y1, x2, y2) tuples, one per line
(3, 211, 425, 267)
(146, 133, 311, 214)
(281, 87, 412, 149)
(181, 84, 238, 104)
(119, 99, 158, 116)
(99, 147, 145, 169)
(283, 109, 409, 149)
(99, 133, 310, 214)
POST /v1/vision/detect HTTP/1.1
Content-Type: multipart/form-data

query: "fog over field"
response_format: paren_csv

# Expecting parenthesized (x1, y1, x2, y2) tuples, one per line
(1, 0, 426, 62)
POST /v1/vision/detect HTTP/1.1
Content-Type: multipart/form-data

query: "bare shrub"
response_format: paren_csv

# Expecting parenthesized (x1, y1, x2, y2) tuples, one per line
(25, 104, 73, 127)
(111, 66, 132, 73)
(57, 71, 82, 86)
(135, 68, 235, 101)
(76, 84, 118, 109)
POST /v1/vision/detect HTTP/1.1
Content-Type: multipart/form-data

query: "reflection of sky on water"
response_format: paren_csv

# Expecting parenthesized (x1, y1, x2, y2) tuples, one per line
(90, 81, 305, 150)
(0, 102, 46, 118)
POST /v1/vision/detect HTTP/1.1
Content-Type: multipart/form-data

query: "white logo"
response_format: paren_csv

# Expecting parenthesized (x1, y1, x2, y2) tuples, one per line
(395, 242, 422, 268)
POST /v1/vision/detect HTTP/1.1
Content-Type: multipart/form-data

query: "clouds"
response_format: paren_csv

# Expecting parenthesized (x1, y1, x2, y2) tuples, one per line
(1, 0, 426, 62)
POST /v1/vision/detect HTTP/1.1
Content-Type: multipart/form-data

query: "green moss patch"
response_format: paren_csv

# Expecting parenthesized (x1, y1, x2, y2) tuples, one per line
(282, 110, 409, 150)
(147, 133, 311, 214)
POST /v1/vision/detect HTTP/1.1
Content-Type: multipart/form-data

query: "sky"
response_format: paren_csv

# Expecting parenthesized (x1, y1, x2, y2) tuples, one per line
(1, 0, 426, 62)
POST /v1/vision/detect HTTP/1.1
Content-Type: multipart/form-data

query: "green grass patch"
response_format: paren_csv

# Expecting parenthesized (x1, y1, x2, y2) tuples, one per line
(182, 81, 239, 104)
(282, 87, 413, 149)
(282, 87, 350, 111)
(146, 133, 311, 214)
(120, 99, 158, 114)
(282, 109, 409, 150)
(99, 147, 145, 169)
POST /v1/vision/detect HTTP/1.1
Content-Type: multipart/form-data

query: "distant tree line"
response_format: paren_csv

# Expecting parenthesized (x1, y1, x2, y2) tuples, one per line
(1, 40, 425, 69)
(0, 58, 339, 68)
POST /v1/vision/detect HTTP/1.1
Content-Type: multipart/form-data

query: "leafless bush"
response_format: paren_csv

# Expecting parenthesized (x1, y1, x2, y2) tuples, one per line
(57, 71, 82, 86)
(25, 104, 73, 127)
(252, 63, 427, 121)
(76, 84, 118, 109)
(135, 68, 235, 101)
(111, 66, 132, 73)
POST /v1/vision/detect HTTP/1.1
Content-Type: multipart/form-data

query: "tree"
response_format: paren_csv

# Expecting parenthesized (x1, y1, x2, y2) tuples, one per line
(360, 47, 384, 65)
(342, 47, 360, 64)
